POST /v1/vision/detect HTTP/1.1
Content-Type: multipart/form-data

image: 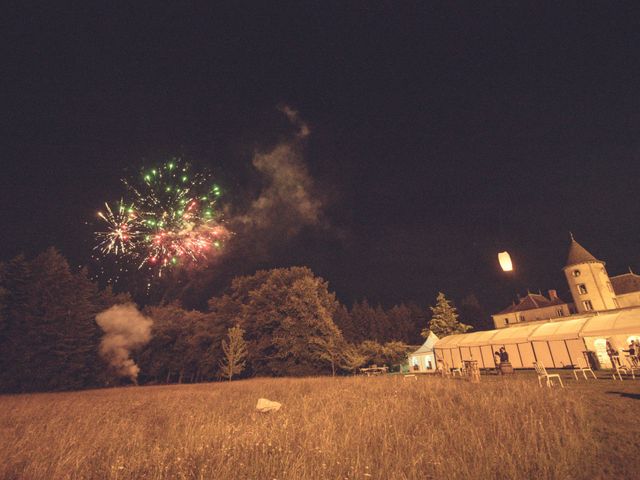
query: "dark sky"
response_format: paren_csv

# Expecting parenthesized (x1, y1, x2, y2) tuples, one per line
(3, 3, 640, 313)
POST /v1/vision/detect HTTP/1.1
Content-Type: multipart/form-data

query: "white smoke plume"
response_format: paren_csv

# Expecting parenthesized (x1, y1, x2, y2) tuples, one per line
(233, 105, 323, 236)
(96, 303, 153, 383)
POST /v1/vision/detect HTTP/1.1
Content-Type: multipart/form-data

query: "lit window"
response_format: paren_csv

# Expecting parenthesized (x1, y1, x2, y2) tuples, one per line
(582, 300, 594, 311)
(578, 284, 588, 294)
(572, 270, 581, 277)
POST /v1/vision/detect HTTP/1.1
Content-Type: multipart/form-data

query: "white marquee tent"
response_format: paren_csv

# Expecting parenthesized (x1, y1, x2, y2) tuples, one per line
(434, 307, 640, 370)
(408, 331, 439, 372)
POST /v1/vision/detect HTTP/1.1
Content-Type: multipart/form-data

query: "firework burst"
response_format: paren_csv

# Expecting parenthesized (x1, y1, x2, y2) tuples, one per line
(95, 159, 230, 276)
(95, 201, 141, 256)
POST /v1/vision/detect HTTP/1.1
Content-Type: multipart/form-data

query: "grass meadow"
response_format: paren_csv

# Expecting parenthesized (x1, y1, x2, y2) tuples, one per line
(1, 373, 638, 480)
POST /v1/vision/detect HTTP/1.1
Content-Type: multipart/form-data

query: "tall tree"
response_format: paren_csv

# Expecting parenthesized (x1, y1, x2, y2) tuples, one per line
(209, 267, 343, 376)
(219, 325, 248, 381)
(406, 302, 429, 344)
(139, 303, 228, 384)
(423, 292, 472, 338)
(333, 303, 357, 342)
(350, 299, 375, 343)
(386, 303, 415, 343)
(457, 293, 492, 331)
(370, 304, 390, 342)
(0, 249, 110, 392)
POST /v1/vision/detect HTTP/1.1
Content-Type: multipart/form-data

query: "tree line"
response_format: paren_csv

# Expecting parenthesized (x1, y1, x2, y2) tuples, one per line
(0, 248, 485, 393)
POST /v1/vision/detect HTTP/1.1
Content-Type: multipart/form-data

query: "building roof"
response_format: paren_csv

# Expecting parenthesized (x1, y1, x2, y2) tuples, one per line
(496, 292, 566, 315)
(565, 237, 603, 268)
(610, 272, 640, 295)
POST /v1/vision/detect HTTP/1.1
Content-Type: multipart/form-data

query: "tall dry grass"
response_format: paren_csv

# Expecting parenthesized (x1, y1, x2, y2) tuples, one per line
(0, 375, 604, 479)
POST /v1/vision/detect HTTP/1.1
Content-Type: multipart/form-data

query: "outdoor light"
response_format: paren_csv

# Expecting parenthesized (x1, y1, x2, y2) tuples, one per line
(498, 251, 513, 272)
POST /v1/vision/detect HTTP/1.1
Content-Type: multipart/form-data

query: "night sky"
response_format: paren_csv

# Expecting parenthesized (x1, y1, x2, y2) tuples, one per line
(3, 3, 640, 313)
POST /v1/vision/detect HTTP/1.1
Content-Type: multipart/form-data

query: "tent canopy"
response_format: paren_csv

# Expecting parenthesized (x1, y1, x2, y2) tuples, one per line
(457, 329, 499, 347)
(580, 310, 640, 337)
(410, 331, 439, 355)
(528, 317, 589, 341)
(485, 323, 541, 345)
(434, 306, 640, 351)
(434, 334, 466, 348)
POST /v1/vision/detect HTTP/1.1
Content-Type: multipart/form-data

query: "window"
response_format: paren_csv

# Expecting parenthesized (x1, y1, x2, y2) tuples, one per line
(582, 300, 594, 311)
(578, 284, 588, 294)
(556, 308, 564, 317)
(607, 281, 613, 293)
(572, 269, 581, 277)
(519, 314, 525, 322)
(614, 298, 619, 308)
(505, 318, 509, 325)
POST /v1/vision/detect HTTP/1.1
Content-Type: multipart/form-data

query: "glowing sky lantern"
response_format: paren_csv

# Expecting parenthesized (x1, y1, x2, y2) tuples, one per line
(498, 251, 513, 272)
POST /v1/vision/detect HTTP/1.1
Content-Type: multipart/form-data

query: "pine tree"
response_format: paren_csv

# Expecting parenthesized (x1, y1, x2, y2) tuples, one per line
(423, 292, 471, 338)
(386, 303, 414, 343)
(350, 299, 375, 343)
(333, 304, 357, 342)
(219, 325, 248, 381)
(0, 249, 107, 392)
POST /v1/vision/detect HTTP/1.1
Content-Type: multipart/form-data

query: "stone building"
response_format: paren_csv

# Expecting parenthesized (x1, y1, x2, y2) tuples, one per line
(492, 236, 640, 329)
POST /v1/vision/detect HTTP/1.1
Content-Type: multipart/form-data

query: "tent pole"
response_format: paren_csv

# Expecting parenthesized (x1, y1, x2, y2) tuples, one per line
(515, 343, 524, 368)
(563, 339, 574, 366)
(547, 341, 557, 368)
(531, 342, 539, 363)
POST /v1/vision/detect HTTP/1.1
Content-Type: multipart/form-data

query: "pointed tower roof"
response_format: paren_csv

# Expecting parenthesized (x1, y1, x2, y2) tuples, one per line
(565, 235, 604, 268)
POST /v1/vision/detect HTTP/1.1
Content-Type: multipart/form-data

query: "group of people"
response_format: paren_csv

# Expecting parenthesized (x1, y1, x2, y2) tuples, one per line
(606, 339, 640, 367)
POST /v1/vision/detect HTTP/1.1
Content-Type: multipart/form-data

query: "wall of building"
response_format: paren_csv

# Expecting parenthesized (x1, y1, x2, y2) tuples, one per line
(492, 304, 571, 329)
(615, 292, 640, 308)
(564, 262, 618, 312)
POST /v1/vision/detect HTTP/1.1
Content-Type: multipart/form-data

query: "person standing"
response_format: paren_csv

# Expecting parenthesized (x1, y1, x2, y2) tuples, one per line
(499, 347, 509, 363)
(606, 340, 620, 367)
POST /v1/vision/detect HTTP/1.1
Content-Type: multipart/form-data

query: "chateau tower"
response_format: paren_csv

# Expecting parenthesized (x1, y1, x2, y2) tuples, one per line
(563, 235, 618, 313)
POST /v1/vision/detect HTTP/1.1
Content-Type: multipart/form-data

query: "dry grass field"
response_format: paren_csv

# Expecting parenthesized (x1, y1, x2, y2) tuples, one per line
(1, 373, 638, 480)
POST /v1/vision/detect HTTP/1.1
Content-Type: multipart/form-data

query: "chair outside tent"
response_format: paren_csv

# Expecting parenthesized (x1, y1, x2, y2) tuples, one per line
(623, 356, 639, 378)
(612, 360, 636, 380)
(534, 362, 564, 388)
(572, 355, 597, 381)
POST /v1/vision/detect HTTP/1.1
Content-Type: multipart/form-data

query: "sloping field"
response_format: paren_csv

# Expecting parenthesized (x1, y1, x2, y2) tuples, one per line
(1, 375, 638, 479)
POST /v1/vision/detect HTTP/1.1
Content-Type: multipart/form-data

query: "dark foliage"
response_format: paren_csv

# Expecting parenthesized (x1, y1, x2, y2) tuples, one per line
(0, 249, 125, 392)
(0, 248, 490, 392)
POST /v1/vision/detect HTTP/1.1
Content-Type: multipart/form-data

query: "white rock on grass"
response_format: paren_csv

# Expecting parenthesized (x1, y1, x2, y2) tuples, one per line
(256, 398, 282, 413)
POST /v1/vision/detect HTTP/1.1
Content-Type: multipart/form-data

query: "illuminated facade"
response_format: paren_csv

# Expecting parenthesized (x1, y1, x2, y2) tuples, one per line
(492, 237, 640, 329)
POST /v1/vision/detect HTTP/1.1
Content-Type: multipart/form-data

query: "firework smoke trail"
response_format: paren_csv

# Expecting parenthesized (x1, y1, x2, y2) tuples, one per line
(95, 159, 230, 277)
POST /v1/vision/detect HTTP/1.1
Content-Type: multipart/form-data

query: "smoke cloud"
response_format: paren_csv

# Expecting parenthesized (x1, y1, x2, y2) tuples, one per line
(96, 303, 153, 382)
(232, 105, 323, 236)
(166, 106, 331, 307)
